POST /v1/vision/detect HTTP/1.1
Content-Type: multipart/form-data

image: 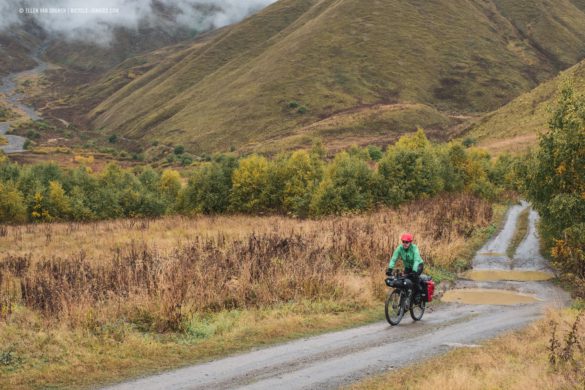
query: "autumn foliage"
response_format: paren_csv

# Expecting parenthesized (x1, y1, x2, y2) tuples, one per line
(0, 129, 514, 222)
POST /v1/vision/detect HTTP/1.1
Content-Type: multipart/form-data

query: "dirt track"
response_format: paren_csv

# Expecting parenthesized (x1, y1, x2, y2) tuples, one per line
(102, 203, 569, 390)
(0, 44, 47, 153)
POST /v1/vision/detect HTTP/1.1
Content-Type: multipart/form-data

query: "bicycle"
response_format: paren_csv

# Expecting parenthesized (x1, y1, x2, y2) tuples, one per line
(384, 270, 431, 326)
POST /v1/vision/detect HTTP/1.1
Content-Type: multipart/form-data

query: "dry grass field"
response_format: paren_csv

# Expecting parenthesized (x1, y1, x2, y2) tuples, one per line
(0, 193, 498, 388)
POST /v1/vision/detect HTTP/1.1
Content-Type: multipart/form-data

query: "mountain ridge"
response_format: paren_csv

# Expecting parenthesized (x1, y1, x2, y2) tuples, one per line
(56, 0, 585, 153)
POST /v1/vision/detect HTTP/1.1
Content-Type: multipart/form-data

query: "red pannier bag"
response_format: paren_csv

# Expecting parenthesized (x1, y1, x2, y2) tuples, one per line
(426, 279, 435, 302)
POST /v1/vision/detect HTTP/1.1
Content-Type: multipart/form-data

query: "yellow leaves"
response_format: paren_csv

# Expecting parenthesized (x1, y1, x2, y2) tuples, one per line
(31, 191, 52, 222)
(33, 192, 43, 204)
(550, 239, 565, 259)
(160, 169, 182, 200)
(160, 169, 181, 189)
(394, 128, 431, 150)
(556, 162, 567, 175)
(232, 155, 270, 190)
(47, 181, 71, 220)
(73, 155, 95, 165)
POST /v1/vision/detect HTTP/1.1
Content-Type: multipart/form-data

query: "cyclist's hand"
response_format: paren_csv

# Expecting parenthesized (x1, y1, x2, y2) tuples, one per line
(385, 268, 393, 276)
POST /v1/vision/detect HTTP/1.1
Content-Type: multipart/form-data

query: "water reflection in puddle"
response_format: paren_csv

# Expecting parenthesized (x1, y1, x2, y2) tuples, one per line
(442, 289, 540, 305)
(461, 270, 554, 282)
(477, 252, 506, 257)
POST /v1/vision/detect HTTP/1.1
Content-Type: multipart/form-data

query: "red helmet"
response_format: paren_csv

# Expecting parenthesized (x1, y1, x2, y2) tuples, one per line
(400, 233, 413, 242)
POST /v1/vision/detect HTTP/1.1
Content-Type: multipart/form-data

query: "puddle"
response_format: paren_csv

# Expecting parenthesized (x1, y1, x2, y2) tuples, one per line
(461, 270, 554, 282)
(477, 252, 506, 257)
(442, 289, 540, 305)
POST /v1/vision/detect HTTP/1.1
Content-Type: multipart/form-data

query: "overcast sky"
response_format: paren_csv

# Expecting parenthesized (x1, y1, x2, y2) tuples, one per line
(0, 0, 277, 43)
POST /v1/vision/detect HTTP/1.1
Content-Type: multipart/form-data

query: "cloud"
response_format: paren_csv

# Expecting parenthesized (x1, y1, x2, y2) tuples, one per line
(0, 0, 277, 44)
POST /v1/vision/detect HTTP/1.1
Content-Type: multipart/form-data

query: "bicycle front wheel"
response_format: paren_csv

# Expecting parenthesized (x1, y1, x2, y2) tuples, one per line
(385, 289, 404, 326)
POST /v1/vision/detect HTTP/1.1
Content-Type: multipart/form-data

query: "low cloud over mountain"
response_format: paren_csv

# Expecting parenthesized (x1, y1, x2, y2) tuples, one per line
(0, 0, 276, 44)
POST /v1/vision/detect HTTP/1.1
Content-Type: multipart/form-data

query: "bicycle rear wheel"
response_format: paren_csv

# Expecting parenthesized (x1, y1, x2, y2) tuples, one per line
(409, 293, 426, 321)
(385, 289, 404, 326)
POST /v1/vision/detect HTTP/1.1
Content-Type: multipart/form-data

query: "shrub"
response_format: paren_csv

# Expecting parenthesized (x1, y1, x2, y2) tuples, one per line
(174, 145, 185, 155)
(367, 145, 383, 161)
(230, 155, 270, 213)
(0, 182, 26, 223)
(178, 161, 233, 214)
(524, 85, 585, 296)
(282, 150, 323, 217)
(310, 152, 375, 215)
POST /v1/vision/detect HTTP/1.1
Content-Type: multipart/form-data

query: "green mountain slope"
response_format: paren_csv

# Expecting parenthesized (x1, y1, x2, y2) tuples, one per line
(69, 0, 585, 153)
(0, 28, 44, 76)
(465, 59, 585, 153)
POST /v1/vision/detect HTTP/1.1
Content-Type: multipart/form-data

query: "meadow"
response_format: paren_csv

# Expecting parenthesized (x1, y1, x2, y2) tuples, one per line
(0, 193, 496, 388)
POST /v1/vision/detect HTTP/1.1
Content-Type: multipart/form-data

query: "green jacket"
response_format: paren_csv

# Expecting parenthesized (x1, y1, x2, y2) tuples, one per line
(388, 243, 424, 271)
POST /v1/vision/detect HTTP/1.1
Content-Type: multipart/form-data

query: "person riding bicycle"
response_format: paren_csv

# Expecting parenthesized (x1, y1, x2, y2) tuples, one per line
(385, 233, 424, 297)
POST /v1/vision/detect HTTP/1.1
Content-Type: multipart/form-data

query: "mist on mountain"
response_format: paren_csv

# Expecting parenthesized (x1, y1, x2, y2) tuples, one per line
(0, 0, 277, 44)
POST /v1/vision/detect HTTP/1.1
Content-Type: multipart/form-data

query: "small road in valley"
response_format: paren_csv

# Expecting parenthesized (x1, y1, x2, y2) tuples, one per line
(0, 44, 48, 153)
(102, 202, 569, 390)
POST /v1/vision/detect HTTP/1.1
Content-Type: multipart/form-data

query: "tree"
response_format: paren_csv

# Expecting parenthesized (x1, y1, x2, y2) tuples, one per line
(0, 182, 26, 223)
(367, 145, 383, 162)
(525, 85, 585, 242)
(377, 129, 442, 205)
(463, 148, 496, 199)
(230, 155, 271, 213)
(310, 152, 375, 215)
(394, 127, 432, 150)
(159, 169, 182, 210)
(179, 161, 233, 214)
(46, 181, 71, 220)
(282, 150, 323, 217)
(525, 85, 585, 296)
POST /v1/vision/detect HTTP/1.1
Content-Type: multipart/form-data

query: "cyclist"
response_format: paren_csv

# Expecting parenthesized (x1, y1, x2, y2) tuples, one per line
(386, 233, 424, 297)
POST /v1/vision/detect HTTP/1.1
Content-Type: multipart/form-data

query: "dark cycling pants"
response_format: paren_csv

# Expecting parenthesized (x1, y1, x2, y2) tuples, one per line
(405, 267, 423, 296)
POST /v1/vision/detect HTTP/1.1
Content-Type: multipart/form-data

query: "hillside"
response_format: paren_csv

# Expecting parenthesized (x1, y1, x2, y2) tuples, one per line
(0, 27, 44, 76)
(60, 0, 585, 153)
(465, 59, 585, 154)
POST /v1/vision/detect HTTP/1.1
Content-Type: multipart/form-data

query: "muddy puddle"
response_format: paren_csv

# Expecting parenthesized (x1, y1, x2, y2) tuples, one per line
(476, 252, 506, 257)
(442, 288, 540, 305)
(461, 270, 554, 282)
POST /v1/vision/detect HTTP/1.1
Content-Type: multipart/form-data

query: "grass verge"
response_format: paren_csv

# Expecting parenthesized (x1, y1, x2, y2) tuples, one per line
(507, 206, 530, 259)
(0, 300, 382, 389)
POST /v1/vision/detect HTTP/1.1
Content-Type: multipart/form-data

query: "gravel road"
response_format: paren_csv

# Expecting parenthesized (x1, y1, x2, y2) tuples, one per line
(101, 204, 569, 390)
(0, 44, 47, 153)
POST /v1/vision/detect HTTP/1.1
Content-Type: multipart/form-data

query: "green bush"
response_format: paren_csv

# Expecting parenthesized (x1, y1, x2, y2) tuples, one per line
(367, 145, 383, 161)
(282, 150, 323, 217)
(524, 85, 585, 297)
(310, 152, 374, 215)
(377, 132, 442, 205)
(0, 182, 26, 223)
(178, 160, 234, 214)
(230, 155, 271, 213)
(174, 145, 185, 155)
